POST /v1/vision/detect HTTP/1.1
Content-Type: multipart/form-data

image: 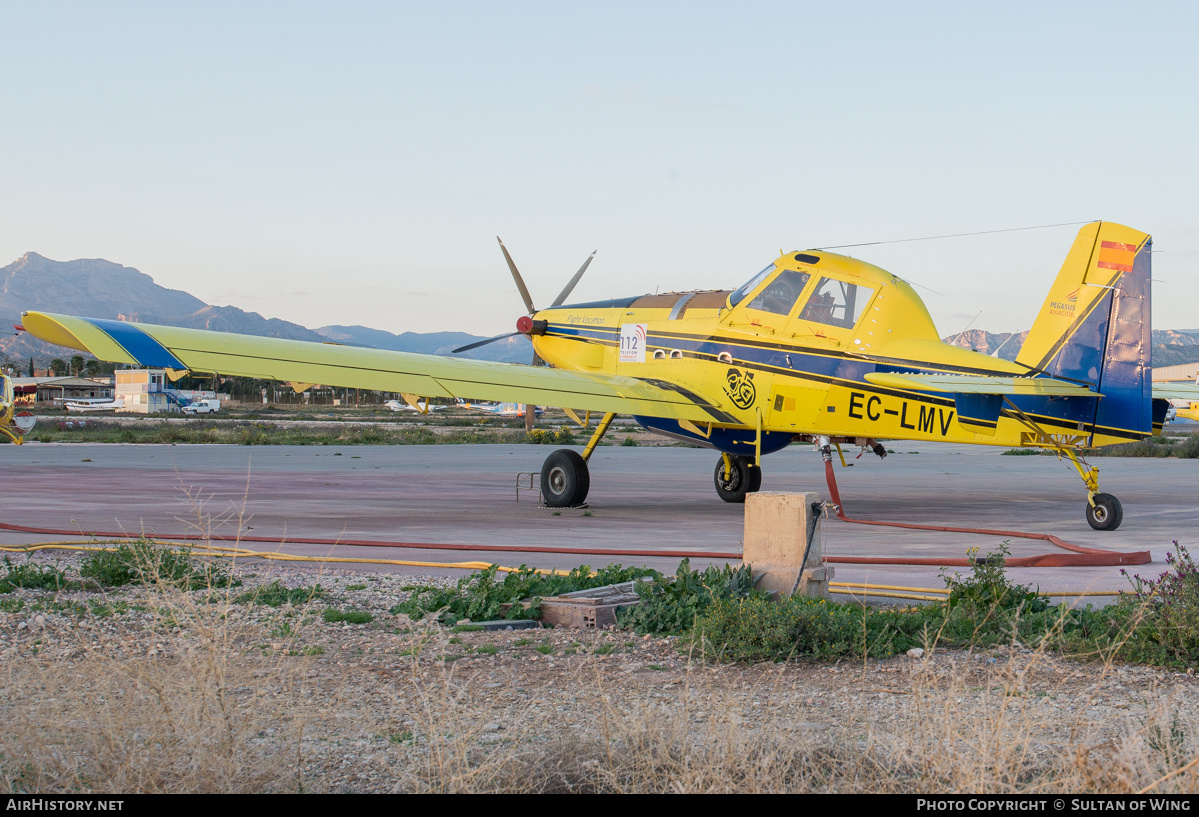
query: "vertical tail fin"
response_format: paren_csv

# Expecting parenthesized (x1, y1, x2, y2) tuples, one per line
(1016, 222, 1152, 441)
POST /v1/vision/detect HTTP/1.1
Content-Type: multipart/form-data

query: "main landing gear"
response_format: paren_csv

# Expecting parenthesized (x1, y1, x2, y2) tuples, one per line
(714, 453, 762, 503)
(540, 412, 615, 508)
(1062, 447, 1123, 531)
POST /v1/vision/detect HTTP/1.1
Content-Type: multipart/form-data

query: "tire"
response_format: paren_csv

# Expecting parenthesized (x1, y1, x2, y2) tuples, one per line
(714, 455, 751, 503)
(746, 461, 763, 493)
(541, 449, 590, 507)
(1085, 493, 1123, 531)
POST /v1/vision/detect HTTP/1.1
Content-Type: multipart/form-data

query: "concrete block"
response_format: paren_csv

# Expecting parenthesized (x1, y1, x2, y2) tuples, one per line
(744, 492, 832, 600)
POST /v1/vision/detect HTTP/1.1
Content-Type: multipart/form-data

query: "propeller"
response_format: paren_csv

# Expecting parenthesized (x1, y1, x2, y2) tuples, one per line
(498, 238, 537, 315)
(550, 250, 596, 307)
(450, 238, 596, 355)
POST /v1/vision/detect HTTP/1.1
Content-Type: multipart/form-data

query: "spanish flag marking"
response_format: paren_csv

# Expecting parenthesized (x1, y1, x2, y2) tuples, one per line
(1096, 240, 1136, 273)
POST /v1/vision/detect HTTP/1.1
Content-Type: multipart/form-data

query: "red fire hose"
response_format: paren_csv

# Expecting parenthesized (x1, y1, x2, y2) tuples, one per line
(0, 462, 1152, 568)
(821, 458, 1152, 567)
(0, 521, 741, 561)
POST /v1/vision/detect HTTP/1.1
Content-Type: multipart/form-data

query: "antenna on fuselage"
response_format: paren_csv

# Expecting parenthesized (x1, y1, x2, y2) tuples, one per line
(990, 332, 1020, 359)
(947, 310, 983, 349)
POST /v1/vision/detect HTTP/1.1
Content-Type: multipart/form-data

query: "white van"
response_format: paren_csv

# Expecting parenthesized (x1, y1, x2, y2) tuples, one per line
(181, 398, 221, 415)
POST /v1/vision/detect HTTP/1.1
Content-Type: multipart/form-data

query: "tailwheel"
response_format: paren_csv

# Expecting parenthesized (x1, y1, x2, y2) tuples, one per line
(1085, 493, 1123, 532)
(541, 449, 590, 508)
(714, 455, 759, 503)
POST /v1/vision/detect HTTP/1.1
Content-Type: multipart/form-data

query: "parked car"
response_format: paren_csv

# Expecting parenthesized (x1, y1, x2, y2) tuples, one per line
(181, 398, 221, 415)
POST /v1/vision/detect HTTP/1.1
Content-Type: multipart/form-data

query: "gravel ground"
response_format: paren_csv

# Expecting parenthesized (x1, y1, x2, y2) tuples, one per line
(2, 550, 1197, 793)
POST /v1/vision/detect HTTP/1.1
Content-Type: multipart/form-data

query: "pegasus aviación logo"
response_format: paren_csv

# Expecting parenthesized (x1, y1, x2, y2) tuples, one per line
(1049, 287, 1079, 315)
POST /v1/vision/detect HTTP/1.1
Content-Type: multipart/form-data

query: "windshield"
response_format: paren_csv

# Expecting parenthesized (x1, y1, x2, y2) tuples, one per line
(746, 270, 811, 316)
(728, 264, 776, 308)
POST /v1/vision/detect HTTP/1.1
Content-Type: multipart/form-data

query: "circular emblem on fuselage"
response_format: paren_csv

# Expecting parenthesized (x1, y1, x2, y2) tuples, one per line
(723, 367, 756, 410)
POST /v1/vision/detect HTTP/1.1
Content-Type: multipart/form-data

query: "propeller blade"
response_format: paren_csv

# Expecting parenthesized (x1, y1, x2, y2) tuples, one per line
(451, 332, 520, 354)
(497, 237, 537, 315)
(550, 250, 597, 307)
(525, 406, 534, 432)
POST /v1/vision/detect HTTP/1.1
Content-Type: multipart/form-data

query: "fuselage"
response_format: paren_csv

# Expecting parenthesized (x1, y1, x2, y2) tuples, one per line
(524, 249, 1143, 455)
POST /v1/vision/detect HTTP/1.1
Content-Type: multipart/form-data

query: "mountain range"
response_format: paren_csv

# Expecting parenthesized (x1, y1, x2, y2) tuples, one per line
(0, 253, 532, 365)
(1, 252, 1195, 369)
(946, 328, 1199, 367)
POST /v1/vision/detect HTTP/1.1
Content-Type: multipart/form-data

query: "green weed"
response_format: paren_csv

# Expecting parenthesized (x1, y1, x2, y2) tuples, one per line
(392, 563, 655, 625)
(618, 559, 763, 635)
(235, 581, 324, 607)
(0, 557, 73, 593)
(79, 539, 239, 591)
(323, 609, 373, 624)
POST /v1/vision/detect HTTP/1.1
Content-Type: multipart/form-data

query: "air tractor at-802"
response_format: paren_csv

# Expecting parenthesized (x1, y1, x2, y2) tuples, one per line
(16, 222, 1198, 532)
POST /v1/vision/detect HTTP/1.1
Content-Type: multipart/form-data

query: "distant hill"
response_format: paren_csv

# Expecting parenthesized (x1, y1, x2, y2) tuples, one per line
(943, 329, 1029, 361)
(0, 252, 531, 366)
(944, 327, 1199, 368)
(315, 325, 532, 363)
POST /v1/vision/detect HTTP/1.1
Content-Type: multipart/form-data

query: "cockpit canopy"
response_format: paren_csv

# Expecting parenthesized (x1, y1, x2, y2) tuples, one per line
(729, 259, 877, 331)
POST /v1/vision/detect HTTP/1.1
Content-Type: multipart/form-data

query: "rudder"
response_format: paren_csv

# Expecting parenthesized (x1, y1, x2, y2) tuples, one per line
(1015, 222, 1152, 442)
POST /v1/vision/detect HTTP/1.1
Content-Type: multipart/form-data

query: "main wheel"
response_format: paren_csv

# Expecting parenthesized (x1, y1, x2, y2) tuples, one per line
(714, 455, 752, 503)
(1085, 493, 1123, 531)
(541, 449, 590, 508)
(746, 461, 762, 493)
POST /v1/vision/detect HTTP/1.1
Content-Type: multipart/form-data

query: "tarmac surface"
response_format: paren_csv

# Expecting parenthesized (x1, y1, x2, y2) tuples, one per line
(2, 440, 1196, 601)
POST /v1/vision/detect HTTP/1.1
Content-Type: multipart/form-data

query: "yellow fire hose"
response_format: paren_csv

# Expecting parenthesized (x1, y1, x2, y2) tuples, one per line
(0, 541, 573, 575)
(0, 541, 1128, 598)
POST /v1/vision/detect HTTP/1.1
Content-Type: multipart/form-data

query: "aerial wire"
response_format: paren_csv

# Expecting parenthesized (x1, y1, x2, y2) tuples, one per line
(812, 219, 1099, 251)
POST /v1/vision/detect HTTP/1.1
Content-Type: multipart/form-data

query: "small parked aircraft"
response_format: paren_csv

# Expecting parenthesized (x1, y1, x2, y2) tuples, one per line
(0, 375, 37, 443)
(457, 401, 542, 419)
(63, 397, 124, 413)
(1158, 375, 1199, 423)
(16, 222, 1199, 530)
(384, 398, 447, 413)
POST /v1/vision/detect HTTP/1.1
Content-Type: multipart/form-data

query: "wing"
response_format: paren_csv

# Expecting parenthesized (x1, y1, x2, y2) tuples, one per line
(21, 312, 736, 423)
(863, 372, 1100, 397)
(1153, 383, 1199, 401)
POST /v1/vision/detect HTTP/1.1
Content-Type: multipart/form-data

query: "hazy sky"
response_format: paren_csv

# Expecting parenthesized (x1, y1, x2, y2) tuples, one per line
(2, 1, 1195, 336)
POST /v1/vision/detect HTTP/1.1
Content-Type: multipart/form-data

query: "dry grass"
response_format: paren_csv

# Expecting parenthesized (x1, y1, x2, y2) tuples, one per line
(6, 590, 1199, 793)
(386, 637, 1199, 794)
(3, 530, 1199, 793)
(0, 564, 317, 793)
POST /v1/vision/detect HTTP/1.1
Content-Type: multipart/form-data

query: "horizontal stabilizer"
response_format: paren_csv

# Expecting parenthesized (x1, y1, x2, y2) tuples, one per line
(863, 372, 1101, 397)
(1153, 383, 1199, 401)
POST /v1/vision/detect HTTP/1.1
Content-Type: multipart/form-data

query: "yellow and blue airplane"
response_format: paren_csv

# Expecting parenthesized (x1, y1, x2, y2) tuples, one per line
(0, 375, 36, 443)
(11, 222, 1197, 531)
